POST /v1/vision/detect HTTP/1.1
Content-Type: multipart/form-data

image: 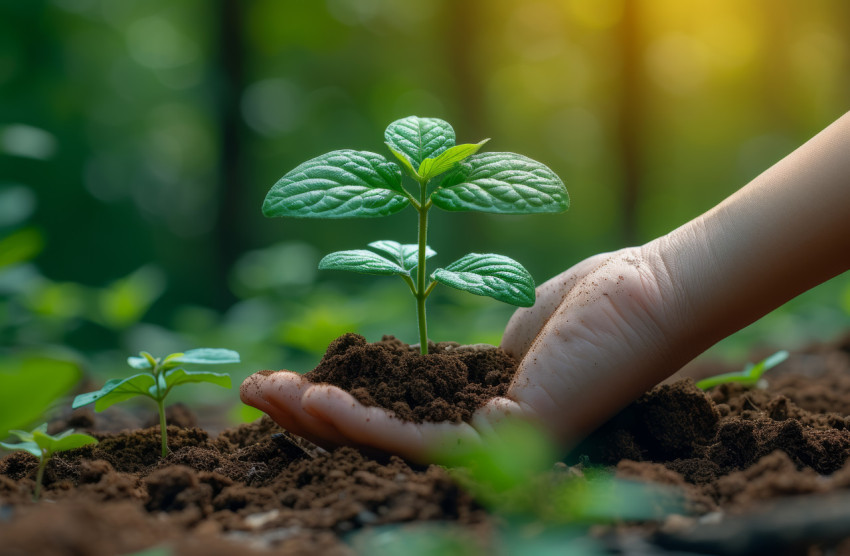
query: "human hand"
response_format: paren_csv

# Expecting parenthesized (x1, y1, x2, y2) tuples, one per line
(240, 244, 690, 463)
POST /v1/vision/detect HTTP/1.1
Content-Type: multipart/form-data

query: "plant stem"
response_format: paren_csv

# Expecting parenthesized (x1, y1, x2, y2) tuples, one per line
(157, 399, 168, 459)
(416, 178, 430, 354)
(34, 458, 46, 501)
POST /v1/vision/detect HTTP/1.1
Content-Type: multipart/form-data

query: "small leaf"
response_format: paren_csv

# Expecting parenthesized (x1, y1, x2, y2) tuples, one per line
(128, 356, 154, 370)
(173, 348, 240, 365)
(432, 253, 536, 307)
(0, 439, 41, 459)
(319, 249, 406, 276)
(50, 432, 98, 453)
(263, 150, 409, 219)
(385, 143, 420, 180)
(432, 152, 568, 214)
(418, 139, 489, 180)
(367, 240, 436, 270)
(72, 374, 157, 411)
(141, 351, 158, 368)
(163, 369, 232, 394)
(384, 116, 455, 169)
(696, 350, 790, 390)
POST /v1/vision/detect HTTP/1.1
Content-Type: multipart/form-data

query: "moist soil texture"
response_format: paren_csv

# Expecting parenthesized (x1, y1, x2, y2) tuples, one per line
(2, 332, 850, 555)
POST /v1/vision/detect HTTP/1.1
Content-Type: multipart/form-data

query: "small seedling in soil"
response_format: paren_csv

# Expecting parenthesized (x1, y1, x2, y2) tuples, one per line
(0, 423, 97, 500)
(696, 350, 789, 390)
(263, 116, 569, 353)
(72, 348, 239, 458)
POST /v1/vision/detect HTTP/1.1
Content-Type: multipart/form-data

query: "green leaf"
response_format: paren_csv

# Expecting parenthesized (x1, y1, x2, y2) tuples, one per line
(384, 143, 420, 180)
(319, 249, 406, 276)
(432, 253, 536, 307)
(367, 240, 436, 271)
(696, 350, 790, 390)
(0, 439, 40, 458)
(263, 150, 409, 219)
(128, 355, 154, 369)
(417, 139, 489, 180)
(72, 374, 157, 411)
(51, 431, 98, 452)
(384, 116, 455, 169)
(173, 348, 240, 365)
(163, 369, 232, 395)
(0, 356, 81, 441)
(432, 152, 569, 214)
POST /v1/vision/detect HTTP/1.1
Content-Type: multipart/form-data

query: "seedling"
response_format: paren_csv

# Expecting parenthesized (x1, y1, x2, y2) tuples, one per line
(72, 348, 240, 458)
(263, 116, 569, 354)
(0, 423, 97, 500)
(696, 350, 789, 390)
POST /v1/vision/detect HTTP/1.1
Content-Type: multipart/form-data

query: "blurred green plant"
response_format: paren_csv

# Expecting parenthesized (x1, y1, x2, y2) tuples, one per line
(72, 348, 239, 458)
(0, 354, 81, 441)
(263, 116, 569, 354)
(0, 423, 97, 500)
(696, 350, 789, 390)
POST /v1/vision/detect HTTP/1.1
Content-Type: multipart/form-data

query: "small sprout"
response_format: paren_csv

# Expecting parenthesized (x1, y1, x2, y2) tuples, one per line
(72, 348, 240, 458)
(263, 116, 569, 354)
(696, 350, 790, 390)
(0, 423, 98, 500)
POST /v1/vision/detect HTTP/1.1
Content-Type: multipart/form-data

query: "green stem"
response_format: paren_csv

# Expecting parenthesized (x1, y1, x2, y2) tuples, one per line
(416, 178, 430, 354)
(157, 399, 168, 459)
(153, 361, 168, 458)
(34, 458, 46, 501)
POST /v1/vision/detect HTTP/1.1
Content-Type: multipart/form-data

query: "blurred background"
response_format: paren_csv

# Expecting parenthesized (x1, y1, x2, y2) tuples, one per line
(1, 0, 849, 423)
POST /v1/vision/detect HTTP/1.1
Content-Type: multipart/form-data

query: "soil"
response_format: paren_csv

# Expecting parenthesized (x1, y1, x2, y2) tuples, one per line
(2, 332, 850, 555)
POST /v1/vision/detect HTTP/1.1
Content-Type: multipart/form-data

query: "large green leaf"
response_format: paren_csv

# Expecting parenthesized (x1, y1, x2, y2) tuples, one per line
(173, 348, 240, 365)
(319, 249, 406, 276)
(417, 140, 489, 180)
(263, 150, 409, 218)
(384, 117, 455, 170)
(0, 356, 81, 441)
(367, 240, 436, 271)
(72, 374, 157, 412)
(162, 369, 231, 395)
(432, 253, 536, 307)
(432, 152, 568, 214)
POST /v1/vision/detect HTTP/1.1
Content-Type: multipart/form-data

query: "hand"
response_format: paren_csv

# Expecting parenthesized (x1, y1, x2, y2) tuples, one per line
(240, 245, 689, 464)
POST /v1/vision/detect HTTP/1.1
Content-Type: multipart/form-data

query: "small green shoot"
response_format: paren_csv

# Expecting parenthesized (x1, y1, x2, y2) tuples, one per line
(696, 350, 790, 390)
(263, 116, 569, 354)
(72, 348, 240, 458)
(0, 423, 97, 500)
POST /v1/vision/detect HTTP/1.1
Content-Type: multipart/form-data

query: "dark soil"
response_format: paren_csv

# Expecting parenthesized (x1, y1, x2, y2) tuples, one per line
(2, 332, 850, 555)
(305, 334, 518, 423)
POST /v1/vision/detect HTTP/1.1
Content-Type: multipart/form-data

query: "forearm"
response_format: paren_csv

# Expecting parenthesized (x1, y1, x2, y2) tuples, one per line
(653, 111, 850, 351)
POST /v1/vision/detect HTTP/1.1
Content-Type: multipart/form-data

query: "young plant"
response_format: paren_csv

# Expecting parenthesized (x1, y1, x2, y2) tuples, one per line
(0, 423, 98, 500)
(696, 350, 789, 390)
(72, 348, 240, 458)
(263, 116, 569, 353)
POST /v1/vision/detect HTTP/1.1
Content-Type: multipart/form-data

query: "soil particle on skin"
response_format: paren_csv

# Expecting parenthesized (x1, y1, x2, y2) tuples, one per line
(303, 333, 518, 423)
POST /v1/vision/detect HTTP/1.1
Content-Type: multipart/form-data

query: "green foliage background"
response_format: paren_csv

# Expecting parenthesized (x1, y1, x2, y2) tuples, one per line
(1, 0, 849, 420)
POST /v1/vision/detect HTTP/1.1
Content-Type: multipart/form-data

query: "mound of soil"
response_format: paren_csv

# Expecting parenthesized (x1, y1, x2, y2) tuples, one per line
(304, 333, 517, 423)
(2, 332, 850, 554)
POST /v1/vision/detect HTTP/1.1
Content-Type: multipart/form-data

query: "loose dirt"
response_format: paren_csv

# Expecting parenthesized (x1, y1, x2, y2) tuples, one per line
(2, 332, 850, 554)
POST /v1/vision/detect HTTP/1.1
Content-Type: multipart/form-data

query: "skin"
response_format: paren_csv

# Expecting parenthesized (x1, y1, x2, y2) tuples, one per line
(241, 111, 850, 464)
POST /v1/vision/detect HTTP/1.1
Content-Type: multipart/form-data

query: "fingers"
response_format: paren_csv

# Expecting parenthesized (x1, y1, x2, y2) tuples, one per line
(239, 371, 350, 450)
(302, 386, 486, 465)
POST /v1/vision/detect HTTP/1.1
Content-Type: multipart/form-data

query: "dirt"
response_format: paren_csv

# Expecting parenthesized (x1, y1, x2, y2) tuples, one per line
(2, 332, 850, 555)
(304, 334, 517, 423)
